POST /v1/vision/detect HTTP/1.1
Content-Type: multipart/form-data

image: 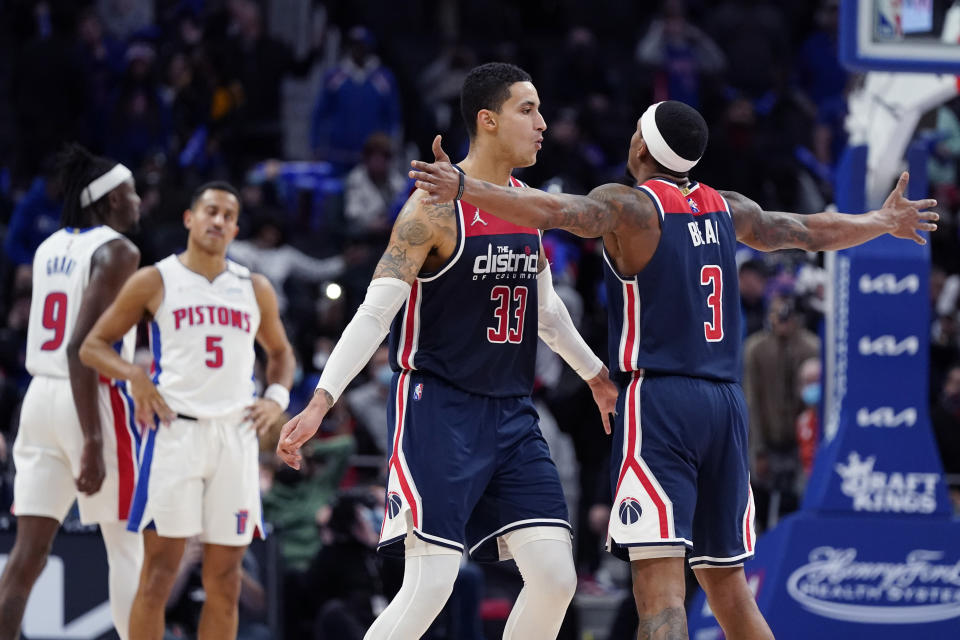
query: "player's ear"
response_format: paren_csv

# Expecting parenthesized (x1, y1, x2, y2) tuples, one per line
(183, 208, 193, 229)
(637, 140, 650, 164)
(477, 109, 497, 134)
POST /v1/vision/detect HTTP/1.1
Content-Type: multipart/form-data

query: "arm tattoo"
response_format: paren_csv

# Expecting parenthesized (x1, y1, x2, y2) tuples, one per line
(397, 220, 431, 246)
(555, 198, 616, 237)
(372, 244, 416, 280)
(753, 211, 812, 249)
(636, 606, 687, 640)
(723, 189, 811, 250)
(553, 184, 651, 237)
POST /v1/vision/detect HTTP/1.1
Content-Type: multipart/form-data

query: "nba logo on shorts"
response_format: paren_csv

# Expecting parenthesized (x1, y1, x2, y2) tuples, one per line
(618, 497, 642, 525)
(687, 197, 699, 213)
(235, 509, 249, 535)
(387, 491, 403, 519)
(413, 383, 423, 401)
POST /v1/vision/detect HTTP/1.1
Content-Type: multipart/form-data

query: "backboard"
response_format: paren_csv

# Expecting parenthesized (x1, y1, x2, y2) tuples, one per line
(840, 0, 960, 73)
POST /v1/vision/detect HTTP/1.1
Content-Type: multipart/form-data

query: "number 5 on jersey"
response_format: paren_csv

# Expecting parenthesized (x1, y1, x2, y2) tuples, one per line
(700, 265, 723, 342)
(206, 336, 224, 368)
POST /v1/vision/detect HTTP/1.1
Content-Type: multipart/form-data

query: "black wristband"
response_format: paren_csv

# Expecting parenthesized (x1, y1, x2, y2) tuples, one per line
(455, 170, 465, 200)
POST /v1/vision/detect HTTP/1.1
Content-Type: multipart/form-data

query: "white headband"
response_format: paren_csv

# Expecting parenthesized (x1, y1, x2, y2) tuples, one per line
(640, 102, 700, 173)
(79, 164, 132, 208)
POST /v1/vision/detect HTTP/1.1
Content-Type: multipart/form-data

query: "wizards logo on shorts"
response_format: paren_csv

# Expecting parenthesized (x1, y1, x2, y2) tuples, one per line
(387, 491, 403, 519)
(235, 509, 249, 535)
(618, 497, 642, 525)
(413, 383, 423, 401)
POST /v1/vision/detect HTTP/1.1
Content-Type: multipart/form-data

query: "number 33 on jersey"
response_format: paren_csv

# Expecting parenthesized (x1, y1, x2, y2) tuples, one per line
(603, 179, 742, 383)
(388, 177, 541, 397)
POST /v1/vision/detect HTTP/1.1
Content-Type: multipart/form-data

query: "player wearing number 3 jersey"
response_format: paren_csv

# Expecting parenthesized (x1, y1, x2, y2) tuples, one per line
(79, 181, 295, 640)
(409, 100, 939, 640)
(278, 63, 618, 640)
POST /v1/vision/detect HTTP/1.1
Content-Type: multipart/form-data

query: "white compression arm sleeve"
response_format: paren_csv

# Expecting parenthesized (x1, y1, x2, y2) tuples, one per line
(537, 267, 604, 380)
(317, 277, 411, 402)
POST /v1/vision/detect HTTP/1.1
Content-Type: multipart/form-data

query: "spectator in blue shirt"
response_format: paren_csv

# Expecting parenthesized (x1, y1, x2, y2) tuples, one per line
(310, 26, 401, 174)
(3, 172, 61, 266)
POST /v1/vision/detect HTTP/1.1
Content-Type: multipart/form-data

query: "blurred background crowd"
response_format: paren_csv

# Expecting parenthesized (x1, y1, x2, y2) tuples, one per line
(0, 0, 959, 638)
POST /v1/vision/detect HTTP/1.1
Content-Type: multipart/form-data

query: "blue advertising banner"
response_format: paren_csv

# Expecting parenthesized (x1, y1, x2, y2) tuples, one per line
(689, 512, 960, 639)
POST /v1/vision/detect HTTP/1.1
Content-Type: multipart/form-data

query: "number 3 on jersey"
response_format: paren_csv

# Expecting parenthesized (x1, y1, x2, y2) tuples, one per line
(488, 285, 528, 344)
(700, 265, 723, 342)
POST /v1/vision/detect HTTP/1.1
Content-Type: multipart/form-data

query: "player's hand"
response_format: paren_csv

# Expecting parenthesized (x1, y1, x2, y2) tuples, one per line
(246, 398, 285, 437)
(881, 172, 939, 245)
(586, 366, 618, 435)
(409, 135, 459, 205)
(276, 389, 332, 469)
(76, 437, 106, 495)
(130, 368, 175, 429)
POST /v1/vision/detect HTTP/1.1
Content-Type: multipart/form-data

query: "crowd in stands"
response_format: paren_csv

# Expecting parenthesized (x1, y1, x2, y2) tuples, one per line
(1, 0, 958, 637)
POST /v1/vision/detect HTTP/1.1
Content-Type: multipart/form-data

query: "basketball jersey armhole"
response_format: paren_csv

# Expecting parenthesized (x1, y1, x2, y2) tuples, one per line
(418, 200, 465, 283)
(150, 261, 170, 318)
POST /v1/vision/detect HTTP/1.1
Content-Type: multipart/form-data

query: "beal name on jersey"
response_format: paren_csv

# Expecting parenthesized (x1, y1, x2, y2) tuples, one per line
(687, 218, 721, 247)
(171, 305, 253, 333)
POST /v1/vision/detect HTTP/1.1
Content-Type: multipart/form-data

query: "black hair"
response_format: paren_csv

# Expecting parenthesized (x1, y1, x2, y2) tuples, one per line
(460, 62, 532, 139)
(56, 144, 120, 229)
(649, 101, 709, 177)
(190, 180, 242, 211)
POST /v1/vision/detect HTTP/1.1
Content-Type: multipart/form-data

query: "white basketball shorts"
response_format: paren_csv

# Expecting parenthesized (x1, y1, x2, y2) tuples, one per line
(14, 375, 140, 524)
(126, 409, 264, 546)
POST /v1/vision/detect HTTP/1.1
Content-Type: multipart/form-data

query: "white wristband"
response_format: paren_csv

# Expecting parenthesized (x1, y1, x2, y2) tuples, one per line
(264, 383, 290, 412)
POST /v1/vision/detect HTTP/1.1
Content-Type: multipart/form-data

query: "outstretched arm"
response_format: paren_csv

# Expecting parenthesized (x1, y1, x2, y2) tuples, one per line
(725, 172, 938, 252)
(276, 191, 456, 468)
(409, 135, 625, 238)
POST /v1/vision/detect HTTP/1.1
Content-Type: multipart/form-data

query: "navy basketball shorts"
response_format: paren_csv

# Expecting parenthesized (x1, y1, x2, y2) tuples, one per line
(378, 370, 570, 562)
(606, 373, 757, 568)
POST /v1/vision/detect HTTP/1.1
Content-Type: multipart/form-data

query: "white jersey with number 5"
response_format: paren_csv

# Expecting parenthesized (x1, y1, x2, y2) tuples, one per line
(26, 226, 135, 378)
(149, 255, 260, 418)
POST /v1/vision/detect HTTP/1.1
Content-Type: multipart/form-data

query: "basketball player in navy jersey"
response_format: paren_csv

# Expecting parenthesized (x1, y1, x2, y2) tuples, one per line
(278, 63, 618, 640)
(409, 100, 938, 639)
(0, 145, 142, 640)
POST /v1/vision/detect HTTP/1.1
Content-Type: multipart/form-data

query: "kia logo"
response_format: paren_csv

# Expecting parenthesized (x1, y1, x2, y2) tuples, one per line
(858, 274, 920, 295)
(858, 335, 919, 356)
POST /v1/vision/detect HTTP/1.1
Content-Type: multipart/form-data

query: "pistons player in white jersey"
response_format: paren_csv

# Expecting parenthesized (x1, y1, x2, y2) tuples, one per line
(80, 181, 295, 640)
(411, 101, 938, 640)
(279, 63, 617, 640)
(0, 145, 142, 640)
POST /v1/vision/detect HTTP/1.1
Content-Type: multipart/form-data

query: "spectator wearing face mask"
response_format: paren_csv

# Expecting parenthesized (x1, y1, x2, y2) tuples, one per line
(744, 293, 820, 528)
(345, 345, 392, 456)
(795, 357, 822, 480)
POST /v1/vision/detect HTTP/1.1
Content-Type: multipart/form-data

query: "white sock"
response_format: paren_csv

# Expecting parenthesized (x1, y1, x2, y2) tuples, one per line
(503, 534, 577, 640)
(363, 544, 461, 640)
(99, 521, 143, 640)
